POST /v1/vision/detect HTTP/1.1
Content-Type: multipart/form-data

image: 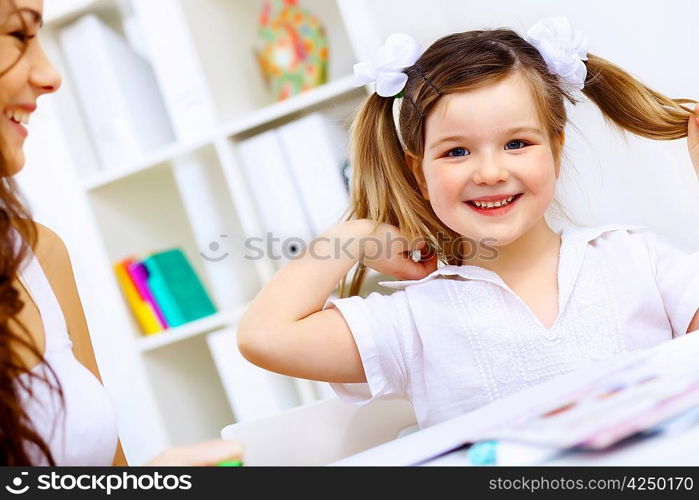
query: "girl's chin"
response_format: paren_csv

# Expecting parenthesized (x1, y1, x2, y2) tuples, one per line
(464, 227, 522, 247)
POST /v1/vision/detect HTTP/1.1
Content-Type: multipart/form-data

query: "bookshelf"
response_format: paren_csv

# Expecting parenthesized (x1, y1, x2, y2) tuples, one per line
(23, 0, 390, 464)
(136, 308, 243, 354)
(80, 74, 359, 192)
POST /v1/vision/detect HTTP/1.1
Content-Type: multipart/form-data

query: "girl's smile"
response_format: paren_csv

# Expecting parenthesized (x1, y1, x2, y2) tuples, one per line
(465, 192, 524, 216)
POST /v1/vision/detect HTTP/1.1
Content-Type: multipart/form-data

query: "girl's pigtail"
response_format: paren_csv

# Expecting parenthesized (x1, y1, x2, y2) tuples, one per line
(338, 93, 445, 298)
(583, 53, 697, 140)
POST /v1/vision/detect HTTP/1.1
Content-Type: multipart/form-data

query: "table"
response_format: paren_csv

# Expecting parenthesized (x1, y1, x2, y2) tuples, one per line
(332, 339, 699, 466)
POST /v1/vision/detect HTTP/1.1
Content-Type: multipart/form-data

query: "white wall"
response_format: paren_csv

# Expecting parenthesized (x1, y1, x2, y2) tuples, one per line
(341, 0, 699, 249)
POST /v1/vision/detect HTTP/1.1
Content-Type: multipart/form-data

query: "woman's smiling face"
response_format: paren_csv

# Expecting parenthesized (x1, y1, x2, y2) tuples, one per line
(408, 71, 563, 248)
(0, 0, 60, 176)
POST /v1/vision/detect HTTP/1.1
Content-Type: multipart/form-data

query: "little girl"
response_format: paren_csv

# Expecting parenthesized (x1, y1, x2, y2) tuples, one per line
(237, 17, 699, 429)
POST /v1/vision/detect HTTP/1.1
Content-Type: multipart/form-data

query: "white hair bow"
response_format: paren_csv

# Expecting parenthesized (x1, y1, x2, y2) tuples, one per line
(352, 33, 422, 97)
(524, 17, 589, 91)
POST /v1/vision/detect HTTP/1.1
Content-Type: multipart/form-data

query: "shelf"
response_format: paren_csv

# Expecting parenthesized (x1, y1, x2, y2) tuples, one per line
(222, 74, 360, 137)
(137, 305, 246, 353)
(81, 136, 211, 191)
(80, 75, 362, 192)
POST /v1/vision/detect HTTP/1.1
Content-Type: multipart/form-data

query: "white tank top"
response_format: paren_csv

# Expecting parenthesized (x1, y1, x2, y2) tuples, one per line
(13, 239, 118, 465)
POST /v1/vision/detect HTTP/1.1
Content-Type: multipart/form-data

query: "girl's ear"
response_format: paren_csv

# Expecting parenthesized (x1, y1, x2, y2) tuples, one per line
(405, 151, 430, 200)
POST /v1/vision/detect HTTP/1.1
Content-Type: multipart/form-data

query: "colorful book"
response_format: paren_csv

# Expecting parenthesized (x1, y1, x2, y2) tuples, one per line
(468, 332, 699, 451)
(143, 249, 217, 328)
(113, 258, 162, 335)
(126, 261, 168, 329)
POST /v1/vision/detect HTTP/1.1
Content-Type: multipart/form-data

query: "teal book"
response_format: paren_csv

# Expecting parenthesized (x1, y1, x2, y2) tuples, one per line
(143, 249, 217, 328)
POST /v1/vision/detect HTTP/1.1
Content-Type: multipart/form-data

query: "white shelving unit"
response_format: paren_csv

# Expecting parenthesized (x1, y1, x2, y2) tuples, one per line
(22, 0, 392, 464)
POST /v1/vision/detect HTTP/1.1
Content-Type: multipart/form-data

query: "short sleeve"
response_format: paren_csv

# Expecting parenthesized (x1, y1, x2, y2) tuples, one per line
(322, 290, 416, 405)
(634, 228, 699, 337)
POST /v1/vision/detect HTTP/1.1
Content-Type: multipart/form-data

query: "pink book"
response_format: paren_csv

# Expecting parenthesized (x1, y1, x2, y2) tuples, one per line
(126, 259, 169, 329)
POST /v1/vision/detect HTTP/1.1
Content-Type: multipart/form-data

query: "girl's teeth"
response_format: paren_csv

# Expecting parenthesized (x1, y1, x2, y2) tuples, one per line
(471, 195, 516, 208)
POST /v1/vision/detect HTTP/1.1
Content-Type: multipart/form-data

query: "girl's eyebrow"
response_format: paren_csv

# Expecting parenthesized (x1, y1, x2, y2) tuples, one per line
(428, 125, 543, 150)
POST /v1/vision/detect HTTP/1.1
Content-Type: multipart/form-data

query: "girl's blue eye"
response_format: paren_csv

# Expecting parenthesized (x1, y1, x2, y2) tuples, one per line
(444, 140, 529, 158)
(445, 147, 467, 158)
(506, 139, 527, 149)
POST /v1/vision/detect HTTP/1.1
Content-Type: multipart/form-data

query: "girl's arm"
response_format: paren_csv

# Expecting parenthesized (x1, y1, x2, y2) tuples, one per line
(237, 219, 371, 383)
(237, 218, 436, 383)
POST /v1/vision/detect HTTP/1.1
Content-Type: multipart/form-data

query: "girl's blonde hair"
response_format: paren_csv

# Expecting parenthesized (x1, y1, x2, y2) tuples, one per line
(339, 27, 697, 298)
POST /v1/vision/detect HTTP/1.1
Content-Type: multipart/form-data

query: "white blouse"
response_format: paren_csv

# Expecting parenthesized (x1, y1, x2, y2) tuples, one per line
(14, 239, 118, 465)
(323, 224, 699, 429)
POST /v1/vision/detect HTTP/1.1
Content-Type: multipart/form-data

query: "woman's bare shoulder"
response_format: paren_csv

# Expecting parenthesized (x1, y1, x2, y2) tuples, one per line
(13, 219, 102, 379)
(12, 218, 77, 326)
(11, 218, 69, 269)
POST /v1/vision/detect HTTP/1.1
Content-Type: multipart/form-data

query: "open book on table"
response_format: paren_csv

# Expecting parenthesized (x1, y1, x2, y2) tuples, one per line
(472, 332, 699, 451)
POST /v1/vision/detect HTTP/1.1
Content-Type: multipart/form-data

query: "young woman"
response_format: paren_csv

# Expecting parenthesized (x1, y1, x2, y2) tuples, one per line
(1, 0, 243, 465)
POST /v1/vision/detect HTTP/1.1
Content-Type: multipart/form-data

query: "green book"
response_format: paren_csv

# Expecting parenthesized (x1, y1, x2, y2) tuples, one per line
(143, 249, 217, 328)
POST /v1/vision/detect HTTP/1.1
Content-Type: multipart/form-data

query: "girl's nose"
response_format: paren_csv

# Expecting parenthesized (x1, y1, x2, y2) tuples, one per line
(472, 158, 509, 185)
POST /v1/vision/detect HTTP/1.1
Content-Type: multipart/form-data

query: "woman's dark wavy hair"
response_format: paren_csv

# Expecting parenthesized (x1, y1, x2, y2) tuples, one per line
(0, 0, 63, 465)
(340, 27, 698, 297)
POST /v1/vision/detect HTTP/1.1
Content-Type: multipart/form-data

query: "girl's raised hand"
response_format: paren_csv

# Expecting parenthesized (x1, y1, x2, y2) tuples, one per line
(359, 221, 439, 280)
(689, 103, 699, 177)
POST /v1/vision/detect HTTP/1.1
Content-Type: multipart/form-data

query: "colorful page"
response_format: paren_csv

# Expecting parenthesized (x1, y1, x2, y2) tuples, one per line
(126, 260, 169, 329)
(471, 334, 699, 450)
